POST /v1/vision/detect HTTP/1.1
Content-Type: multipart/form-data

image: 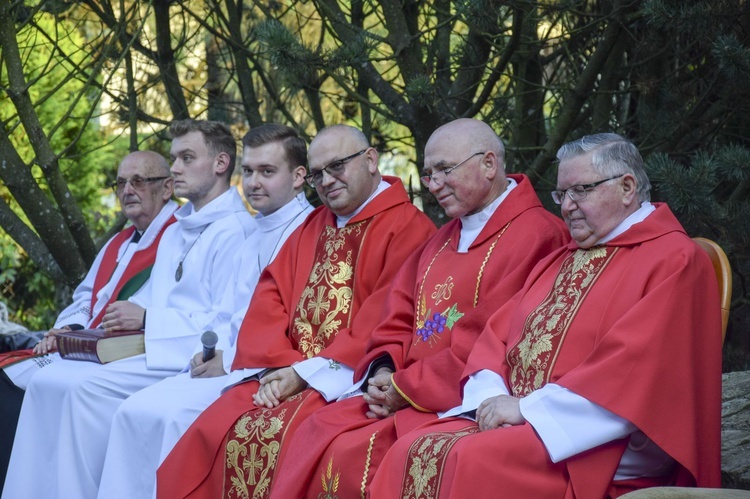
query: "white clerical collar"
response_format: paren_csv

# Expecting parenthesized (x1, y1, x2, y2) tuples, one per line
(596, 201, 656, 245)
(457, 177, 517, 253)
(176, 188, 248, 233)
(336, 179, 389, 228)
(255, 192, 308, 231)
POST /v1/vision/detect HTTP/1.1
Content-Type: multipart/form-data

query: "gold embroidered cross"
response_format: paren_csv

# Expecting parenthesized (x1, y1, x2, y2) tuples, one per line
(308, 286, 331, 324)
(244, 443, 263, 486)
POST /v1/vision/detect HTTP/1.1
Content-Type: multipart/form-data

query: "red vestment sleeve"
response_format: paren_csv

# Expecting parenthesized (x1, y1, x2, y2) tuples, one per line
(353, 239, 431, 377)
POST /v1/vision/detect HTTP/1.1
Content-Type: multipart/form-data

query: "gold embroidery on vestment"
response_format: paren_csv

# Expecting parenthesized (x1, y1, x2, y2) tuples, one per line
(294, 224, 363, 358)
(224, 392, 310, 499)
(402, 426, 479, 498)
(360, 432, 378, 499)
(431, 276, 454, 305)
(474, 223, 509, 306)
(508, 247, 615, 396)
(225, 407, 287, 498)
(318, 455, 341, 499)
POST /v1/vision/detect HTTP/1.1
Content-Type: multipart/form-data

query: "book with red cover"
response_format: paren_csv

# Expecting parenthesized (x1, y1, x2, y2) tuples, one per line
(57, 329, 145, 364)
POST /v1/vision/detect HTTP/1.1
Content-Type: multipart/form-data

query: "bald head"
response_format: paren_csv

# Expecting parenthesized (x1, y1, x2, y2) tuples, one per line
(423, 118, 508, 218)
(427, 119, 505, 167)
(310, 125, 370, 151)
(116, 151, 173, 231)
(307, 125, 381, 216)
(121, 150, 171, 178)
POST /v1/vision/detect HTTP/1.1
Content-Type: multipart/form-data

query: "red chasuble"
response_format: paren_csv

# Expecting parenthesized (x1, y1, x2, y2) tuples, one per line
(89, 216, 176, 327)
(370, 203, 722, 499)
(156, 177, 436, 499)
(271, 175, 571, 499)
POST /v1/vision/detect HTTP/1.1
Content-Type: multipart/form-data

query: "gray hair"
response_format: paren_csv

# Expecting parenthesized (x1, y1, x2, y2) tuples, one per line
(557, 133, 651, 202)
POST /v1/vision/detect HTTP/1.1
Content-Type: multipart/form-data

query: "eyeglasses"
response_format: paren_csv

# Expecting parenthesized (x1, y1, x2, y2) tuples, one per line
(420, 152, 485, 188)
(305, 149, 367, 187)
(551, 174, 625, 205)
(111, 176, 170, 193)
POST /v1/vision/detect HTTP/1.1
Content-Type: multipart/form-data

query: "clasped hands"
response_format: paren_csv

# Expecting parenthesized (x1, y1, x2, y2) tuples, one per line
(476, 394, 525, 432)
(253, 366, 307, 409)
(362, 367, 408, 419)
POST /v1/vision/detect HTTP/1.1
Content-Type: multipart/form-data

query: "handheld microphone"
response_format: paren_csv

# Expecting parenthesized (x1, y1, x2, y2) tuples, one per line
(201, 331, 218, 362)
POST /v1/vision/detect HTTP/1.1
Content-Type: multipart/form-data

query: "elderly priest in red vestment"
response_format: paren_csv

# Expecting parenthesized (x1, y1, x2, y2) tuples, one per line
(156, 124, 436, 498)
(269, 118, 570, 499)
(368, 133, 723, 498)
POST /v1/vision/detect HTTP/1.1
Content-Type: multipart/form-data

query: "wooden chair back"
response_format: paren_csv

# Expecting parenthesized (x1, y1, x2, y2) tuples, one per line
(693, 237, 732, 343)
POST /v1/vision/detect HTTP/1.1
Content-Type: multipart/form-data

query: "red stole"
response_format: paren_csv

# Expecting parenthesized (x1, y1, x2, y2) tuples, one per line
(90, 227, 135, 319)
(0, 349, 38, 369)
(89, 217, 176, 327)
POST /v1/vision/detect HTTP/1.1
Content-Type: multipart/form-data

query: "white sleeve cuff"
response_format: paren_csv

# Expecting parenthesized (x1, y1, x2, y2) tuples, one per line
(520, 383, 636, 462)
(440, 369, 509, 418)
(336, 359, 379, 401)
(222, 367, 265, 393)
(292, 357, 355, 402)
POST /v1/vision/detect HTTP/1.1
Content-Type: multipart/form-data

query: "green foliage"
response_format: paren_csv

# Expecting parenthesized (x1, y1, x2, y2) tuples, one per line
(713, 34, 750, 80)
(0, 230, 59, 329)
(646, 144, 750, 263)
(255, 19, 321, 88)
(405, 75, 436, 108)
(328, 32, 376, 69)
(1, 12, 119, 327)
(454, 0, 501, 33)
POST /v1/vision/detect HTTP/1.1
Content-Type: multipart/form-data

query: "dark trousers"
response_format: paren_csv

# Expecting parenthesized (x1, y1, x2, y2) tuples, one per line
(0, 330, 45, 353)
(0, 370, 24, 493)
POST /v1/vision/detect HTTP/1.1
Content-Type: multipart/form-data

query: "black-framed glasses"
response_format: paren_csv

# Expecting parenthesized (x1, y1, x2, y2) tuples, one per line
(305, 149, 367, 187)
(111, 176, 170, 193)
(551, 174, 625, 205)
(420, 152, 485, 188)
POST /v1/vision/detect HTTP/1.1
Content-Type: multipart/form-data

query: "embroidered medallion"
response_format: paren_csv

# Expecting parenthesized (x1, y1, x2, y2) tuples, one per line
(401, 426, 479, 498)
(507, 247, 616, 396)
(292, 222, 370, 358)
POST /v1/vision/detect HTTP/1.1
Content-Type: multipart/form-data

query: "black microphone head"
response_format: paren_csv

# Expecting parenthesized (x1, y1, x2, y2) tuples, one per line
(201, 330, 218, 348)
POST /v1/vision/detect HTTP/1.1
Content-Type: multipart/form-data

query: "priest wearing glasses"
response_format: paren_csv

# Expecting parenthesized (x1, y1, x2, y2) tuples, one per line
(270, 118, 570, 499)
(369, 133, 722, 498)
(96, 124, 315, 499)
